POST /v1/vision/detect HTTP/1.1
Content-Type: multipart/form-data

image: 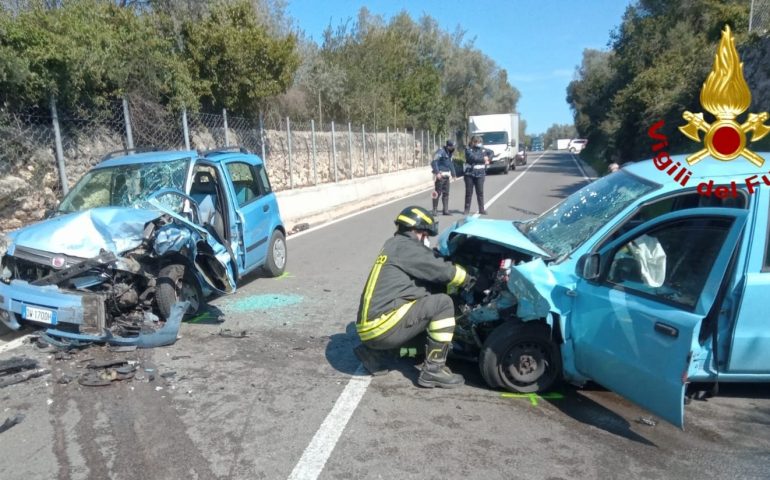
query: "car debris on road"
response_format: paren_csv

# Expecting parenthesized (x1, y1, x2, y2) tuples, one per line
(0, 356, 50, 388)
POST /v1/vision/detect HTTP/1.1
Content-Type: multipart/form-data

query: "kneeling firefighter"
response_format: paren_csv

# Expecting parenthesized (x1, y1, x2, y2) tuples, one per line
(354, 206, 472, 388)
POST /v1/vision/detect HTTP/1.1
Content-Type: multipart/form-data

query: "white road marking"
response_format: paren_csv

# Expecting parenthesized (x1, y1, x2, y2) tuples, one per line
(286, 154, 546, 480)
(287, 365, 371, 480)
(0, 333, 31, 354)
(483, 153, 545, 210)
(569, 152, 593, 183)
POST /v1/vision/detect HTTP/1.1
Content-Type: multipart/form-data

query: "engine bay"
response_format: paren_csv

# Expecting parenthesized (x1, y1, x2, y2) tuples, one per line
(445, 234, 533, 358)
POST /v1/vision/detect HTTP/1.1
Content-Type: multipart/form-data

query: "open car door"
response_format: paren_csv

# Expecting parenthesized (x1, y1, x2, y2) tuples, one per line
(570, 208, 747, 428)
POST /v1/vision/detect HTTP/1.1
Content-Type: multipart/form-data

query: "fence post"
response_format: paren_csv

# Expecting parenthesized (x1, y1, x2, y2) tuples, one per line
(386, 127, 391, 173)
(50, 97, 68, 195)
(122, 96, 134, 150)
(421, 130, 425, 166)
(396, 128, 401, 170)
(311, 119, 318, 185)
(362, 124, 367, 177)
(182, 107, 191, 150)
(286, 117, 293, 189)
(222, 108, 229, 147)
(348, 122, 353, 179)
(375, 127, 379, 175)
(412, 129, 417, 168)
(258, 111, 267, 168)
(332, 121, 338, 183)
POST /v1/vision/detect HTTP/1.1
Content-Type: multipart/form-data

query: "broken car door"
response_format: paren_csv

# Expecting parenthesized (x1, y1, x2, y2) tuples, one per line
(222, 160, 272, 274)
(570, 208, 748, 427)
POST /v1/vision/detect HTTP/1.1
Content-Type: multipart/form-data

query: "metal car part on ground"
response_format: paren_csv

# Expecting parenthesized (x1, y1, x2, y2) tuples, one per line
(438, 153, 770, 428)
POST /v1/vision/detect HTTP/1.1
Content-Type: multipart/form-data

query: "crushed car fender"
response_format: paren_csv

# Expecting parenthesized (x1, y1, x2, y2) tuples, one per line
(507, 258, 557, 320)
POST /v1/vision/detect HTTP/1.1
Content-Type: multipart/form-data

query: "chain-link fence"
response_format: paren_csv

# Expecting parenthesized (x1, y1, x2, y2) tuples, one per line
(750, 0, 770, 35)
(0, 95, 446, 231)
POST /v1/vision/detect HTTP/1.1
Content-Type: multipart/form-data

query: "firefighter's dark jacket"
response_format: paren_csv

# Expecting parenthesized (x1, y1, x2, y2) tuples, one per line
(356, 232, 467, 341)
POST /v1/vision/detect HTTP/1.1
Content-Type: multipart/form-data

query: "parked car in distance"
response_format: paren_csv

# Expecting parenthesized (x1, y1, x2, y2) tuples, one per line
(0, 148, 287, 346)
(438, 153, 770, 428)
(568, 139, 588, 154)
(514, 144, 527, 166)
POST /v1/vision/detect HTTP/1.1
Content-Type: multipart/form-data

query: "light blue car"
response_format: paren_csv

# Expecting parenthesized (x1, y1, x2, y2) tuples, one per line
(439, 154, 769, 427)
(0, 148, 286, 347)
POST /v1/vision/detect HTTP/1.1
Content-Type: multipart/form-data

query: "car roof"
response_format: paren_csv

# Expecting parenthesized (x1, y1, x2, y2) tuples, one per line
(96, 150, 198, 169)
(203, 150, 264, 165)
(623, 152, 770, 185)
(94, 148, 264, 169)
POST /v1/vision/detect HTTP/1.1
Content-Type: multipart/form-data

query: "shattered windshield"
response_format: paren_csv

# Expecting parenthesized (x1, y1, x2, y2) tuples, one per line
(58, 158, 190, 213)
(520, 171, 659, 259)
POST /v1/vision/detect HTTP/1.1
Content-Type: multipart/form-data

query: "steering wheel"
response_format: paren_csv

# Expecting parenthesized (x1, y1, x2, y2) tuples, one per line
(145, 188, 201, 225)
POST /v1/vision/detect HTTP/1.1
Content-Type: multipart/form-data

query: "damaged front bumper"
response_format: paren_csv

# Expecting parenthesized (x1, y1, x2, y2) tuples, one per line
(0, 280, 186, 348)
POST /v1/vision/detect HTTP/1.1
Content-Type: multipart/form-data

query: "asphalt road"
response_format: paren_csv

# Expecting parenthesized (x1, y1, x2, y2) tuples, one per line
(2, 151, 770, 480)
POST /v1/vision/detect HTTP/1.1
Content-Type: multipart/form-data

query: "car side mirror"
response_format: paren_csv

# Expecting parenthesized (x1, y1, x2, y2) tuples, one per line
(579, 253, 600, 280)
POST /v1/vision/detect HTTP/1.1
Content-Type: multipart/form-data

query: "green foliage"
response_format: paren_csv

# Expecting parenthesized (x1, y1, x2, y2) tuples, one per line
(0, 0, 195, 112)
(567, 0, 751, 168)
(0, 0, 519, 134)
(296, 8, 519, 137)
(180, 0, 299, 116)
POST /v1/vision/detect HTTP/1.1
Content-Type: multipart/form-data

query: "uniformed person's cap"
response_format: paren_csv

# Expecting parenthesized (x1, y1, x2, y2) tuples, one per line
(445, 140, 455, 147)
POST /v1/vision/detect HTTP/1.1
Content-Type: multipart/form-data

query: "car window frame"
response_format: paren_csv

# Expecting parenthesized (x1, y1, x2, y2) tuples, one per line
(597, 216, 738, 313)
(592, 187, 748, 254)
(225, 161, 263, 208)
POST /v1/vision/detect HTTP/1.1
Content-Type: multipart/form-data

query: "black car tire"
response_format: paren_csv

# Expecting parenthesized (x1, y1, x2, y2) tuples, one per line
(479, 321, 561, 393)
(156, 263, 203, 320)
(264, 229, 287, 277)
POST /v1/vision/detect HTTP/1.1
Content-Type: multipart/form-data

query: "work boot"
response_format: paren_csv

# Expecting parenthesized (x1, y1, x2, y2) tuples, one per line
(354, 344, 393, 376)
(431, 198, 439, 216)
(417, 338, 464, 388)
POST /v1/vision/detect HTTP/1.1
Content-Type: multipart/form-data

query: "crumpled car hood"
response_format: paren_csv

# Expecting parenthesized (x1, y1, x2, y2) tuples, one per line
(439, 217, 549, 259)
(7, 207, 162, 258)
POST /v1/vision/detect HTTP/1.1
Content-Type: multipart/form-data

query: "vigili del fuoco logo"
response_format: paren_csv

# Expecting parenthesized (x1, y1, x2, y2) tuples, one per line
(648, 25, 770, 197)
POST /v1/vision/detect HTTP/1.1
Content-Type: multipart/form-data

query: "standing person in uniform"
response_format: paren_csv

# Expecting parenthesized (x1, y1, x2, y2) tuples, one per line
(463, 135, 492, 215)
(354, 206, 473, 388)
(430, 140, 457, 216)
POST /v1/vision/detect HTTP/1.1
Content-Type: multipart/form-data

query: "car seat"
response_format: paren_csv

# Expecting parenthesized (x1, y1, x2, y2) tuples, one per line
(190, 171, 226, 242)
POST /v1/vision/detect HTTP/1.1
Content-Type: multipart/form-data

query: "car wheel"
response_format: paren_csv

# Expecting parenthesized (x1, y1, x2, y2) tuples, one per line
(479, 321, 561, 393)
(156, 263, 203, 320)
(504, 162, 510, 175)
(264, 229, 287, 277)
(569, 147, 576, 153)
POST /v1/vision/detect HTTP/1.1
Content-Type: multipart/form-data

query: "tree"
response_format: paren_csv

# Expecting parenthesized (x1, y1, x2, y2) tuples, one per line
(0, 0, 195, 112)
(180, 0, 299, 116)
(566, 0, 750, 164)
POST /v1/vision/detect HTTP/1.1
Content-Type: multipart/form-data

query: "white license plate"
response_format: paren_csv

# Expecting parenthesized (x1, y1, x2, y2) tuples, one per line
(22, 305, 57, 325)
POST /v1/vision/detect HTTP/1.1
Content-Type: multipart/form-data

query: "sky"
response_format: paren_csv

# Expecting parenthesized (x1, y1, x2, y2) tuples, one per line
(286, 0, 633, 135)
